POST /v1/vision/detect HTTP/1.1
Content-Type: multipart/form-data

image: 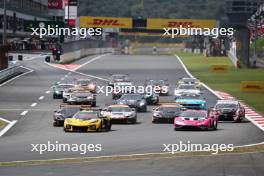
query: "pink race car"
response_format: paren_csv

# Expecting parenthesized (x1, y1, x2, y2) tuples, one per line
(174, 109, 218, 131)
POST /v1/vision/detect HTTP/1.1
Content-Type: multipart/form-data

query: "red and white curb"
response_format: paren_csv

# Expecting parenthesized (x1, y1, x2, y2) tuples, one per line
(215, 91, 264, 131)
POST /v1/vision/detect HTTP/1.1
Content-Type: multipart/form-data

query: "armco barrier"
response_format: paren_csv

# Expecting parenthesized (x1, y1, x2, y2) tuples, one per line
(0, 66, 23, 82)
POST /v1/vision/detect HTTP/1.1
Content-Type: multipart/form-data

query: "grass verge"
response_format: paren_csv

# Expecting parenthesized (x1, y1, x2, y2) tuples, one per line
(0, 120, 7, 129)
(176, 52, 264, 115)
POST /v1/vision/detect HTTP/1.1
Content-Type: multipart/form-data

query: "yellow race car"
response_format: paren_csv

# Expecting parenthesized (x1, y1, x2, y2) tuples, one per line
(64, 110, 111, 132)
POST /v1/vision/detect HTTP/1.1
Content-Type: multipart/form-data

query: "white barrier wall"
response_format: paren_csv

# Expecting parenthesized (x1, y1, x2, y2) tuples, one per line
(60, 48, 113, 63)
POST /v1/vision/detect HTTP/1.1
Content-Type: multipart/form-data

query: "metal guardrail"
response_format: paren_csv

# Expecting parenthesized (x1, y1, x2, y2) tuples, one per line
(0, 66, 21, 82)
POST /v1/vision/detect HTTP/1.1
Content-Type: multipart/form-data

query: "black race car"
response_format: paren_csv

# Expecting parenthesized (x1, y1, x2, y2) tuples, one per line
(52, 83, 74, 99)
(214, 100, 245, 122)
(67, 91, 96, 107)
(143, 92, 159, 105)
(152, 103, 183, 123)
(145, 79, 169, 96)
(53, 105, 82, 126)
(111, 81, 134, 99)
(115, 94, 147, 112)
(108, 74, 130, 87)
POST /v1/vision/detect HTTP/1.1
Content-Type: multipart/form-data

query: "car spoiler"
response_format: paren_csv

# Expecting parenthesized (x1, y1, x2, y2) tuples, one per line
(59, 104, 91, 110)
(157, 102, 182, 106)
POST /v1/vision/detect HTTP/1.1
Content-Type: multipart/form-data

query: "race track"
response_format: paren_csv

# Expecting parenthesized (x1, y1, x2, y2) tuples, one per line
(0, 54, 263, 162)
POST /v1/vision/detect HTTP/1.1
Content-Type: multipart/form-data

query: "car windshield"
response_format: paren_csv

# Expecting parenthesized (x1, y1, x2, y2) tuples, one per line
(121, 94, 142, 100)
(109, 107, 131, 112)
(59, 107, 80, 115)
(77, 80, 90, 85)
(73, 92, 90, 97)
(216, 103, 238, 109)
(159, 107, 181, 112)
(180, 111, 207, 118)
(56, 84, 73, 89)
(113, 75, 127, 79)
(182, 78, 197, 84)
(178, 94, 202, 99)
(148, 80, 165, 85)
(73, 111, 98, 120)
(178, 84, 196, 89)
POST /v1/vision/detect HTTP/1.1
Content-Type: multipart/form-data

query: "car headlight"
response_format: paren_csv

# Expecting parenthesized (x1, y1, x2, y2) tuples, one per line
(175, 121, 184, 125)
(153, 112, 161, 117)
(89, 119, 98, 123)
(139, 101, 145, 106)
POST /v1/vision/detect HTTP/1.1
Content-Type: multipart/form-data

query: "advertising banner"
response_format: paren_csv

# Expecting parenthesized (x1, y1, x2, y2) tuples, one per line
(147, 18, 217, 29)
(80, 16, 132, 28)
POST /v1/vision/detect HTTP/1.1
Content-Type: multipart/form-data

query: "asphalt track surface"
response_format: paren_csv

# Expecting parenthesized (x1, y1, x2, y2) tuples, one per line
(0, 54, 263, 166)
(1, 152, 264, 176)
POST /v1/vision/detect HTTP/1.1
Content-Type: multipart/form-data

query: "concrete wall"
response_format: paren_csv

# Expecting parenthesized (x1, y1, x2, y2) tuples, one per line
(60, 47, 113, 63)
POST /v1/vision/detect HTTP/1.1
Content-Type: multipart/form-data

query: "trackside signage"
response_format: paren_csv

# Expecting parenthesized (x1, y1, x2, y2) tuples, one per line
(241, 81, 264, 92)
(80, 16, 132, 28)
(147, 18, 217, 29)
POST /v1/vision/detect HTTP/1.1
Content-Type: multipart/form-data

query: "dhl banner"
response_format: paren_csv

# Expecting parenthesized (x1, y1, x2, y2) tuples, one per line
(210, 65, 229, 72)
(241, 81, 264, 92)
(80, 16, 132, 28)
(147, 18, 217, 29)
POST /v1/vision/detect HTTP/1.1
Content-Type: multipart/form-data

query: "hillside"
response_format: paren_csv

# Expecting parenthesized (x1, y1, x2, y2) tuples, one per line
(78, 0, 224, 19)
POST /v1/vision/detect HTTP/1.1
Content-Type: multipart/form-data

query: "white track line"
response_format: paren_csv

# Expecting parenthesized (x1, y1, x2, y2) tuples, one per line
(0, 117, 11, 123)
(72, 71, 109, 82)
(45, 91, 50, 94)
(0, 120, 17, 137)
(38, 96, 44, 100)
(31, 103, 37, 107)
(72, 54, 108, 71)
(20, 111, 28, 116)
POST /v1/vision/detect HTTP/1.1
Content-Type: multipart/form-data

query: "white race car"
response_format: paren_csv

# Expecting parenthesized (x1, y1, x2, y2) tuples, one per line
(178, 78, 201, 88)
(174, 84, 200, 96)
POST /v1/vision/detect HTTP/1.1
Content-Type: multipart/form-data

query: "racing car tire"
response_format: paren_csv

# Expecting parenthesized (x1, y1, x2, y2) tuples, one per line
(130, 118, 137, 124)
(92, 101, 96, 107)
(53, 121, 58, 127)
(211, 120, 218, 131)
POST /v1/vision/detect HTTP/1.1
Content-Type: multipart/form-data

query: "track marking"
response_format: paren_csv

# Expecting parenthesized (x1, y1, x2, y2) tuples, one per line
(0, 120, 17, 137)
(20, 111, 28, 116)
(31, 103, 37, 107)
(38, 96, 44, 100)
(45, 91, 50, 94)
(72, 71, 109, 82)
(60, 77, 65, 81)
(73, 54, 108, 71)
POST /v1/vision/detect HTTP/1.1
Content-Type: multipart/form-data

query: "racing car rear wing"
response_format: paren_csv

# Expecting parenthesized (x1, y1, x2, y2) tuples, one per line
(59, 104, 91, 110)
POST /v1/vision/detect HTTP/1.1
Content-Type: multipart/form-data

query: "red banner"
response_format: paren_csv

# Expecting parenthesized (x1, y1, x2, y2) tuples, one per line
(48, 0, 63, 9)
